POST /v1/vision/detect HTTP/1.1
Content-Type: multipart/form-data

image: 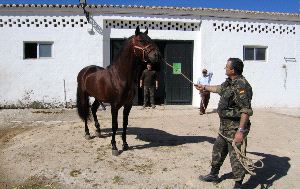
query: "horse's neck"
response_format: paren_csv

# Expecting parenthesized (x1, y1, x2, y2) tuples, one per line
(111, 46, 138, 84)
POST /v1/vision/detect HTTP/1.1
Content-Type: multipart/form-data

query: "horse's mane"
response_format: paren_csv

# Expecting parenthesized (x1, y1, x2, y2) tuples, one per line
(111, 36, 134, 64)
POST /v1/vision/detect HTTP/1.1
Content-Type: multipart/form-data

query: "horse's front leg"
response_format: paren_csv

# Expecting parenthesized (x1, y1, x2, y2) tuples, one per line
(111, 106, 119, 156)
(84, 119, 91, 140)
(122, 103, 132, 151)
(91, 100, 101, 137)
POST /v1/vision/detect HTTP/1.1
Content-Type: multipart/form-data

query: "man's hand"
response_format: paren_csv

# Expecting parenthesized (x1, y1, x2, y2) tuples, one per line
(234, 113, 249, 143)
(139, 80, 143, 88)
(234, 131, 244, 143)
(194, 84, 204, 92)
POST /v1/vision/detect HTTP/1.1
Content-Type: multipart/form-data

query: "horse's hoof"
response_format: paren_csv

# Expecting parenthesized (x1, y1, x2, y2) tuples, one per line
(85, 134, 92, 140)
(123, 144, 129, 151)
(112, 149, 119, 156)
(95, 131, 101, 138)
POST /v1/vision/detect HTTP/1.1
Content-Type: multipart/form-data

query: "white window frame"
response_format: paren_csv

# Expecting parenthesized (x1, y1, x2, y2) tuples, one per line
(243, 46, 267, 62)
(23, 41, 53, 59)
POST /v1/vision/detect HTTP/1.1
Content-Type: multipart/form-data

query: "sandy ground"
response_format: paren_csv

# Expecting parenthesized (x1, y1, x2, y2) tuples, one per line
(0, 106, 299, 189)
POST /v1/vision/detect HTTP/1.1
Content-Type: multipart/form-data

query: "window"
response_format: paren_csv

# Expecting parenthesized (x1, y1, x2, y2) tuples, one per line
(243, 46, 267, 61)
(24, 42, 53, 59)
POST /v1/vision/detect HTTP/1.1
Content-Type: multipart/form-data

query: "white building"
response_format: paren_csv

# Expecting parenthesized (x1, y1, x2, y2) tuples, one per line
(0, 4, 299, 108)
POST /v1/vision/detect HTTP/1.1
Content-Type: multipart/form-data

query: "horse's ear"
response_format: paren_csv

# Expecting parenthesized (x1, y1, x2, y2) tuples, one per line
(144, 27, 148, 35)
(135, 26, 140, 36)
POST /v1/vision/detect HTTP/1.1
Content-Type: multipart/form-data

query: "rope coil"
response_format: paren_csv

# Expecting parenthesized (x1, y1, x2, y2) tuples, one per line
(218, 132, 264, 175)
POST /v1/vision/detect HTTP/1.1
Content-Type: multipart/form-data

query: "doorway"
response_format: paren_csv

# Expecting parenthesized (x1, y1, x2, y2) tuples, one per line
(110, 39, 193, 105)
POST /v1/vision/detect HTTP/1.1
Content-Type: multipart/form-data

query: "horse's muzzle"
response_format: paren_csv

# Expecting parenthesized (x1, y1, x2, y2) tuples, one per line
(148, 50, 160, 63)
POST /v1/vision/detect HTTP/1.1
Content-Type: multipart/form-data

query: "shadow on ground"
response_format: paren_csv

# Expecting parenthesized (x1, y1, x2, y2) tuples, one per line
(218, 152, 291, 189)
(99, 127, 215, 150)
(243, 152, 291, 189)
(206, 108, 217, 114)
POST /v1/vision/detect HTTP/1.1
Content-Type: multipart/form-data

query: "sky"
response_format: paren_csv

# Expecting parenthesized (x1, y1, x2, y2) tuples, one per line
(0, 0, 299, 13)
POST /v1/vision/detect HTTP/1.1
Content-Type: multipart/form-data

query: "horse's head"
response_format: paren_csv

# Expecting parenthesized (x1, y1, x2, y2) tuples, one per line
(132, 26, 161, 64)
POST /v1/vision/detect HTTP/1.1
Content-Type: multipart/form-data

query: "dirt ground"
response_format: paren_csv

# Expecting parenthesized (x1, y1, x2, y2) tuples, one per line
(0, 106, 299, 189)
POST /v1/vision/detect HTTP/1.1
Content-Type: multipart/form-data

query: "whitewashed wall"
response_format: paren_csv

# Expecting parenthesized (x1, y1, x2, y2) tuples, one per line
(0, 10, 201, 108)
(0, 8, 299, 108)
(0, 12, 104, 107)
(193, 17, 300, 108)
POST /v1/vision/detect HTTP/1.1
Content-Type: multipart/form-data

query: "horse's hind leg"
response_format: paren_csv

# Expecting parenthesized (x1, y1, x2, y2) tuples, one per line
(122, 103, 132, 151)
(91, 100, 101, 137)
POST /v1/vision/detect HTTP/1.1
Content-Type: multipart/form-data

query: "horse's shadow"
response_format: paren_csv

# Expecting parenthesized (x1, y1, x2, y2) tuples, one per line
(100, 127, 215, 150)
(218, 152, 291, 189)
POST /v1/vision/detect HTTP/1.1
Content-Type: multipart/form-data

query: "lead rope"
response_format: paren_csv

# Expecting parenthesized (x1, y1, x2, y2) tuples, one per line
(162, 58, 264, 175)
(218, 132, 264, 175)
(162, 59, 195, 85)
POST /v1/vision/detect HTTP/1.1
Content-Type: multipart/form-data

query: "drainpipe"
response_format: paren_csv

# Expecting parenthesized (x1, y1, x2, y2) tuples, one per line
(63, 79, 67, 108)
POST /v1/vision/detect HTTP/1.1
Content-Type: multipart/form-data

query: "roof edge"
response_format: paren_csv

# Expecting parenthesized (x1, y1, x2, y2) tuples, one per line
(0, 4, 299, 21)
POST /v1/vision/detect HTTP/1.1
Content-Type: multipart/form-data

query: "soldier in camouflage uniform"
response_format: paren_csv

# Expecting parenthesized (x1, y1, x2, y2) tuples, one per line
(194, 58, 253, 189)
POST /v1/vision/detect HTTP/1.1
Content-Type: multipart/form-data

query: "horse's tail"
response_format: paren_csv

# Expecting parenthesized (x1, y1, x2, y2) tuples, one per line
(76, 83, 90, 121)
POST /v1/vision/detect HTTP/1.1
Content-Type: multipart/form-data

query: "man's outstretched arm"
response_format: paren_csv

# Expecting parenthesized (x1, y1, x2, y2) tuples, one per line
(194, 84, 220, 93)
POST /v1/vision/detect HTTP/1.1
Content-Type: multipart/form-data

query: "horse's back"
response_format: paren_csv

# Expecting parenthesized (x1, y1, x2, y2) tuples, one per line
(77, 65, 104, 82)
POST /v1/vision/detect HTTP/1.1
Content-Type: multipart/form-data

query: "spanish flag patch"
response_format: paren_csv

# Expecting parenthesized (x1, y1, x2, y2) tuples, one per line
(239, 89, 245, 94)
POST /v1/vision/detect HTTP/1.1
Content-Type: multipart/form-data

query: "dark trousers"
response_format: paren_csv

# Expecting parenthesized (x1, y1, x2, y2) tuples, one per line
(143, 86, 155, 106)
(200, 91, 210, 113)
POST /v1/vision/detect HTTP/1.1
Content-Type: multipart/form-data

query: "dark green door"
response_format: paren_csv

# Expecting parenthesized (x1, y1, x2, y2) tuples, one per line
(111, 39, 193, 105)
(164, 41, 193, 104)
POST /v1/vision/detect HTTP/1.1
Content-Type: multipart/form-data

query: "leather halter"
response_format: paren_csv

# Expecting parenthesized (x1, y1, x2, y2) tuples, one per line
(133, 42, 156, 62)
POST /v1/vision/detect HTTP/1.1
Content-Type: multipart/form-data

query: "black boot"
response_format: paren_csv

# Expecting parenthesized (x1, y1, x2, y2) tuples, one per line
(199, 167, 219, 182)
(199, 173, 219, 182)
(233, 180, 243, 189)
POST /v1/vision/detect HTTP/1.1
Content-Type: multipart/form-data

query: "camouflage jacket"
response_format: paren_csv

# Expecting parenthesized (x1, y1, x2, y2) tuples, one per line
(216, 75, 253, 123)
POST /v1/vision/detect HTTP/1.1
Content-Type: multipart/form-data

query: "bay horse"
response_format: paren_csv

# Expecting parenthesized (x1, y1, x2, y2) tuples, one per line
(76, 26, 161, 155)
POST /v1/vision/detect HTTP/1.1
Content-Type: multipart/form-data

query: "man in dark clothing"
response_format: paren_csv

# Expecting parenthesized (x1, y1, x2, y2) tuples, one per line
(140, 63, 158, 109)
(194, 58, 253, 189)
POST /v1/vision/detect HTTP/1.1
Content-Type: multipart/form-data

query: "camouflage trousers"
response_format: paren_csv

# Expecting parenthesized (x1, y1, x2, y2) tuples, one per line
(211, 120, 249, 181)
